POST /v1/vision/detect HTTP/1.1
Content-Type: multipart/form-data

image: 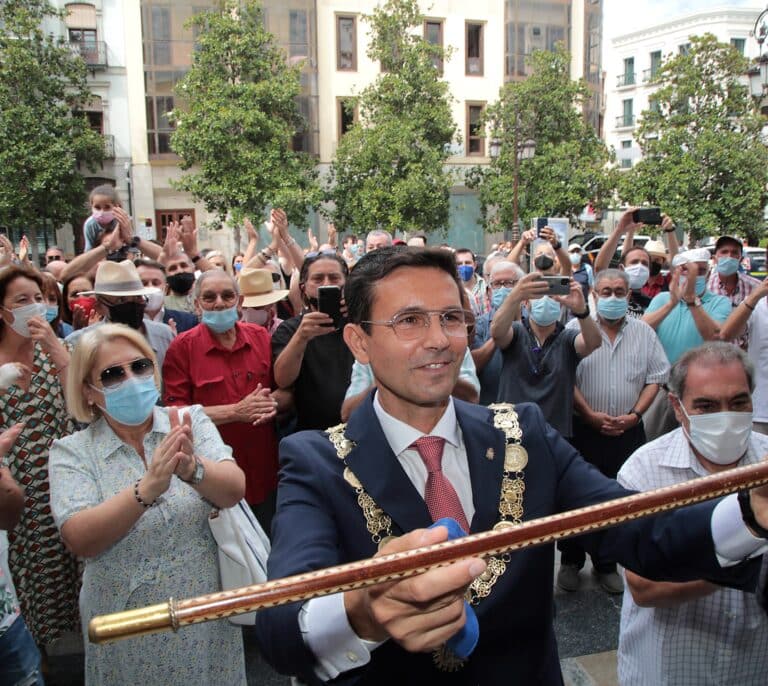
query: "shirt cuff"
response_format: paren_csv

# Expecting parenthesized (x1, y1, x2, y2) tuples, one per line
(712, 493, 768, 566)
(299, 594, 385, 680)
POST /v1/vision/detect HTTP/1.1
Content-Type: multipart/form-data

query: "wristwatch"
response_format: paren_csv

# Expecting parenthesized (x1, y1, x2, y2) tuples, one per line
(685, 297, 702, 308)
(573, 305, 590, 320)
(183, 457, 205, 485)
(738, 490, 768, 539)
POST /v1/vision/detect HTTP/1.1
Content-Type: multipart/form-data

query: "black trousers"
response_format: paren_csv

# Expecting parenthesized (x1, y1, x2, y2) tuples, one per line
(558, 416, 646, 572)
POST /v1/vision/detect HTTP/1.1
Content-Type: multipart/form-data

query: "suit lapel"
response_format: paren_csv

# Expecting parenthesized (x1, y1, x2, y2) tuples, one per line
(345, 397, 433, 535)
(456, 403, 507, 534)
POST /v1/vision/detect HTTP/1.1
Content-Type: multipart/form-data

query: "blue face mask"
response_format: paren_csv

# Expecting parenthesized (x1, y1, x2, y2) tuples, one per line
(491, 287, 511, 310)
(202, 306, 239, 333)
(95, 376, 159, 426)
(45, 305, 58, 323)
(529, 296, 561, 326)
(716, 256, 739, 277)
(695, 275, 707, 295)
(457, 265, 475, 282)
(597, 295, 628, 321)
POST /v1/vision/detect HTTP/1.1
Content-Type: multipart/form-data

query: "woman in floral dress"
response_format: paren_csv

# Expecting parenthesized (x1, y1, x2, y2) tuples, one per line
(0, 266, 79, 647)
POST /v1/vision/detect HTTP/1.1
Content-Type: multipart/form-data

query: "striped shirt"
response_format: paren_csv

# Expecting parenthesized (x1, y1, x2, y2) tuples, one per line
(566, 316, 669, 416)
(707, 270, 761, 349)
(617, 429, 768, 686)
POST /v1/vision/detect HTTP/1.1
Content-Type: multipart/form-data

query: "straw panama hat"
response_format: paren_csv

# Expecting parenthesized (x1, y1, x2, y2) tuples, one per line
(238, 268, 289, 308)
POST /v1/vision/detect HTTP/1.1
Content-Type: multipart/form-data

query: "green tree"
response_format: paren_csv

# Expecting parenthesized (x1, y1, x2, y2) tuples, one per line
(0, 0, 104, 236)
(467, 46, 615, 233)
(170, 0, 320, 228)
(620, 34, 768, 244)
(325, 0, 456, 234)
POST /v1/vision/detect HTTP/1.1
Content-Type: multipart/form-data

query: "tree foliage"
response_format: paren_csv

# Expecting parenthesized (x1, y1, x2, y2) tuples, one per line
(325, 0, 456, 234)
(0, 0, 104, 232)
(170, 0, 320, 227)
(467, 45, 615, 232)
(620, 34, 768, 243)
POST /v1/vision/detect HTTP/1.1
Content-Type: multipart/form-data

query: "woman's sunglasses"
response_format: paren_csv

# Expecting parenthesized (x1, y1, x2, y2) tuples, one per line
(99, 357, 154, 389)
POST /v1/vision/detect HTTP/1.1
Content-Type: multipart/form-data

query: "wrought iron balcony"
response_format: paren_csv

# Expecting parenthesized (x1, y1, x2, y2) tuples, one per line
(615, 115, 636, 129)
(616, 72, 636, 87)
(70, 41, 107, 69)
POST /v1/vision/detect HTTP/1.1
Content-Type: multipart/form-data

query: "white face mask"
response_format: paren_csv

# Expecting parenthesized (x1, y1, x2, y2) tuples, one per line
(242, 307, 270, 326)
(4, 302, 47, 337)
(679, 403, 752, 465)
(569, 253, 582, 266)
(145, 291, 164, 313)
(624, 263, 650, 290)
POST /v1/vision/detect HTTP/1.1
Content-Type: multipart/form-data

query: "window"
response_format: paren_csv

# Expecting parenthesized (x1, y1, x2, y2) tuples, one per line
(731, 38, 746, 56)
(155, 210, 195, 243)
(646, 50, 662, 80)
(466, 103, 485, 156)
(616, 98, 634, 128)
(466, 22, 484, 76)
(621, 140, 631, 149)
(145, 92, 176, 155)
(678, 43, 690, 56)
(618, 57, 635, 87)
(337, 15, 356, 71)
(289, 10, 308, 60)
(424, 19, 443, 74)
(648, 97, 661, 115)
(337, 98, 357, 139)
(620, 158, 632, 169)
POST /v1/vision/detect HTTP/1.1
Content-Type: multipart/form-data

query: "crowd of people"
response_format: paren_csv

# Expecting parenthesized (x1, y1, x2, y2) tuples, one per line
(1, 184, 768, 686)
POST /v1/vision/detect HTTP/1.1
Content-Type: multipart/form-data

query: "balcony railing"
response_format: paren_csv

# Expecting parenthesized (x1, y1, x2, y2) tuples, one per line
(642, 67, 660, 82)
(616, 72, 636, 88)
(103, 134, 115, 159)
(615, 115, 636, 129)
(70, 41, 107, 69)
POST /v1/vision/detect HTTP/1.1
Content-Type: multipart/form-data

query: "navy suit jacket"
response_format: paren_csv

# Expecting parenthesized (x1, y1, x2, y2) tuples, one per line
(256, 396, 758, 685)
(162, 307, 198, 333)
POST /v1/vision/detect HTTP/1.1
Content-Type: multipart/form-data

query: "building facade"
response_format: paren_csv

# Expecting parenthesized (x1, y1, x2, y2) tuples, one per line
(55, 0, 601, 256)
(604, 7, 759, 173)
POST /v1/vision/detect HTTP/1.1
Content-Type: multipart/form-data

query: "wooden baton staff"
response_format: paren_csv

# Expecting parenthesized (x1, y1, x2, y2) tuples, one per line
(89, 460, 768, 644)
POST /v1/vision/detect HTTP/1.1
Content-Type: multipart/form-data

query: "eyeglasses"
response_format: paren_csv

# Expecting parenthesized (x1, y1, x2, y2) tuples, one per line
(98, 357, 154, 389)
(199, 289, 238, 305)
(597, 288, 628, 298)
(491, 279, 518, 289)
(362, 308, 473, 341)
(46, 255, 62, 263)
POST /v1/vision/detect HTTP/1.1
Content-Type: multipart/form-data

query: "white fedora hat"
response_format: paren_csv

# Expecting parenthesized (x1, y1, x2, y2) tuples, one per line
(83, 260, 161, 297)
(238, 268, 289, 307)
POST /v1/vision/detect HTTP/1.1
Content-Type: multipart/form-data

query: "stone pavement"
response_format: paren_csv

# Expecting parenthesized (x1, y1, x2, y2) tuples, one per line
(46, 552, 623, 686)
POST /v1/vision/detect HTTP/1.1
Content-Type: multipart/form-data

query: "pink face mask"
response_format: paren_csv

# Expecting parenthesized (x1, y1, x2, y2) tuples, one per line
(93, 210, 115, 226)
(242, 308, 270, 326)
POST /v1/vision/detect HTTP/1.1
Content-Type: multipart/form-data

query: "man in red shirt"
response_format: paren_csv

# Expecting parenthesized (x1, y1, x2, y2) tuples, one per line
(162, 270, 283, 530)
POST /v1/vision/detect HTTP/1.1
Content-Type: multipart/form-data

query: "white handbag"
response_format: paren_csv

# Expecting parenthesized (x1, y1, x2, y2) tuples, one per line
(208, 499, 271, 625)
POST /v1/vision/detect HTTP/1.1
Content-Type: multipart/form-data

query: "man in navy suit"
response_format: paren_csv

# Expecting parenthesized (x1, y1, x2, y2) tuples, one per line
(256, 248, 768, 685)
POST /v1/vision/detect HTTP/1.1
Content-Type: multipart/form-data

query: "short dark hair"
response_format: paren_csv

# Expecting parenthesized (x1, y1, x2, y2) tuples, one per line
(620, 246, 650, 266)
(455, 248, 476, 262)
(0, 266, 44, 338)
(298, 252, 349, 285)
(345, 248, 462, 330)
(668, 341, 754, 398)
(134, 258, 166, 274)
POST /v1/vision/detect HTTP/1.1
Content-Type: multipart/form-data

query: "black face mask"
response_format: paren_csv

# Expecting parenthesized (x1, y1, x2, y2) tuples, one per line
(534, 255, 554, 271)
(108, 302, 146, 329)
(166, 272, 195, 295)
(649, 262, 662, 277)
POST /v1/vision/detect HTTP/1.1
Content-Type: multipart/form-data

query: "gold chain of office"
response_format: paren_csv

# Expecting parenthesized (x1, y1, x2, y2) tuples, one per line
(326, 402, 528, 672)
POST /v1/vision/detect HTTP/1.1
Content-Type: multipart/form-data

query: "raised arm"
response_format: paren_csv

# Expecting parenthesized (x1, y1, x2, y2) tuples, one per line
(594, 208, 643, 274)
(491, 273, 549, 349)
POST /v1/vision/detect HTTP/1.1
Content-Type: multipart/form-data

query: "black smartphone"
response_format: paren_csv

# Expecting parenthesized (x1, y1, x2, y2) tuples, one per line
(632, 207, 662, 225)
(536, 217, 549, 236)
(317, 285, 343, 329)
(541, 276, 570, 295)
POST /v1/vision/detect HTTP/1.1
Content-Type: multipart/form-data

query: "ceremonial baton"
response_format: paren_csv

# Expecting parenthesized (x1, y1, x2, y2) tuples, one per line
(89, 460, 768, 644)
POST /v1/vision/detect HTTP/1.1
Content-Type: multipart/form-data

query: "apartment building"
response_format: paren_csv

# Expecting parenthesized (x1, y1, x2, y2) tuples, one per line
(52, 0, 601, 255)
(604, 7, 759, 172)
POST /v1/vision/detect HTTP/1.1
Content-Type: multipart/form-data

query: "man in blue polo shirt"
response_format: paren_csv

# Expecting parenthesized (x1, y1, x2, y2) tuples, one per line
(642, 248, 731, 438)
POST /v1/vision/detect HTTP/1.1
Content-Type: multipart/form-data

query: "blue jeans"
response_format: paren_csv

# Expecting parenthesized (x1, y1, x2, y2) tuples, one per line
(0, 616, 45, 686)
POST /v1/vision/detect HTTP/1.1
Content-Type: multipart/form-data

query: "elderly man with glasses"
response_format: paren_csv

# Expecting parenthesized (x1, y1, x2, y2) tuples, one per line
(162, 269, 284, 531)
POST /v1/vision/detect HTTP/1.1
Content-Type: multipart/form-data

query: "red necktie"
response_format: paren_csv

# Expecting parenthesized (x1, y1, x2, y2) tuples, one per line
(412, 436, 470, 533)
